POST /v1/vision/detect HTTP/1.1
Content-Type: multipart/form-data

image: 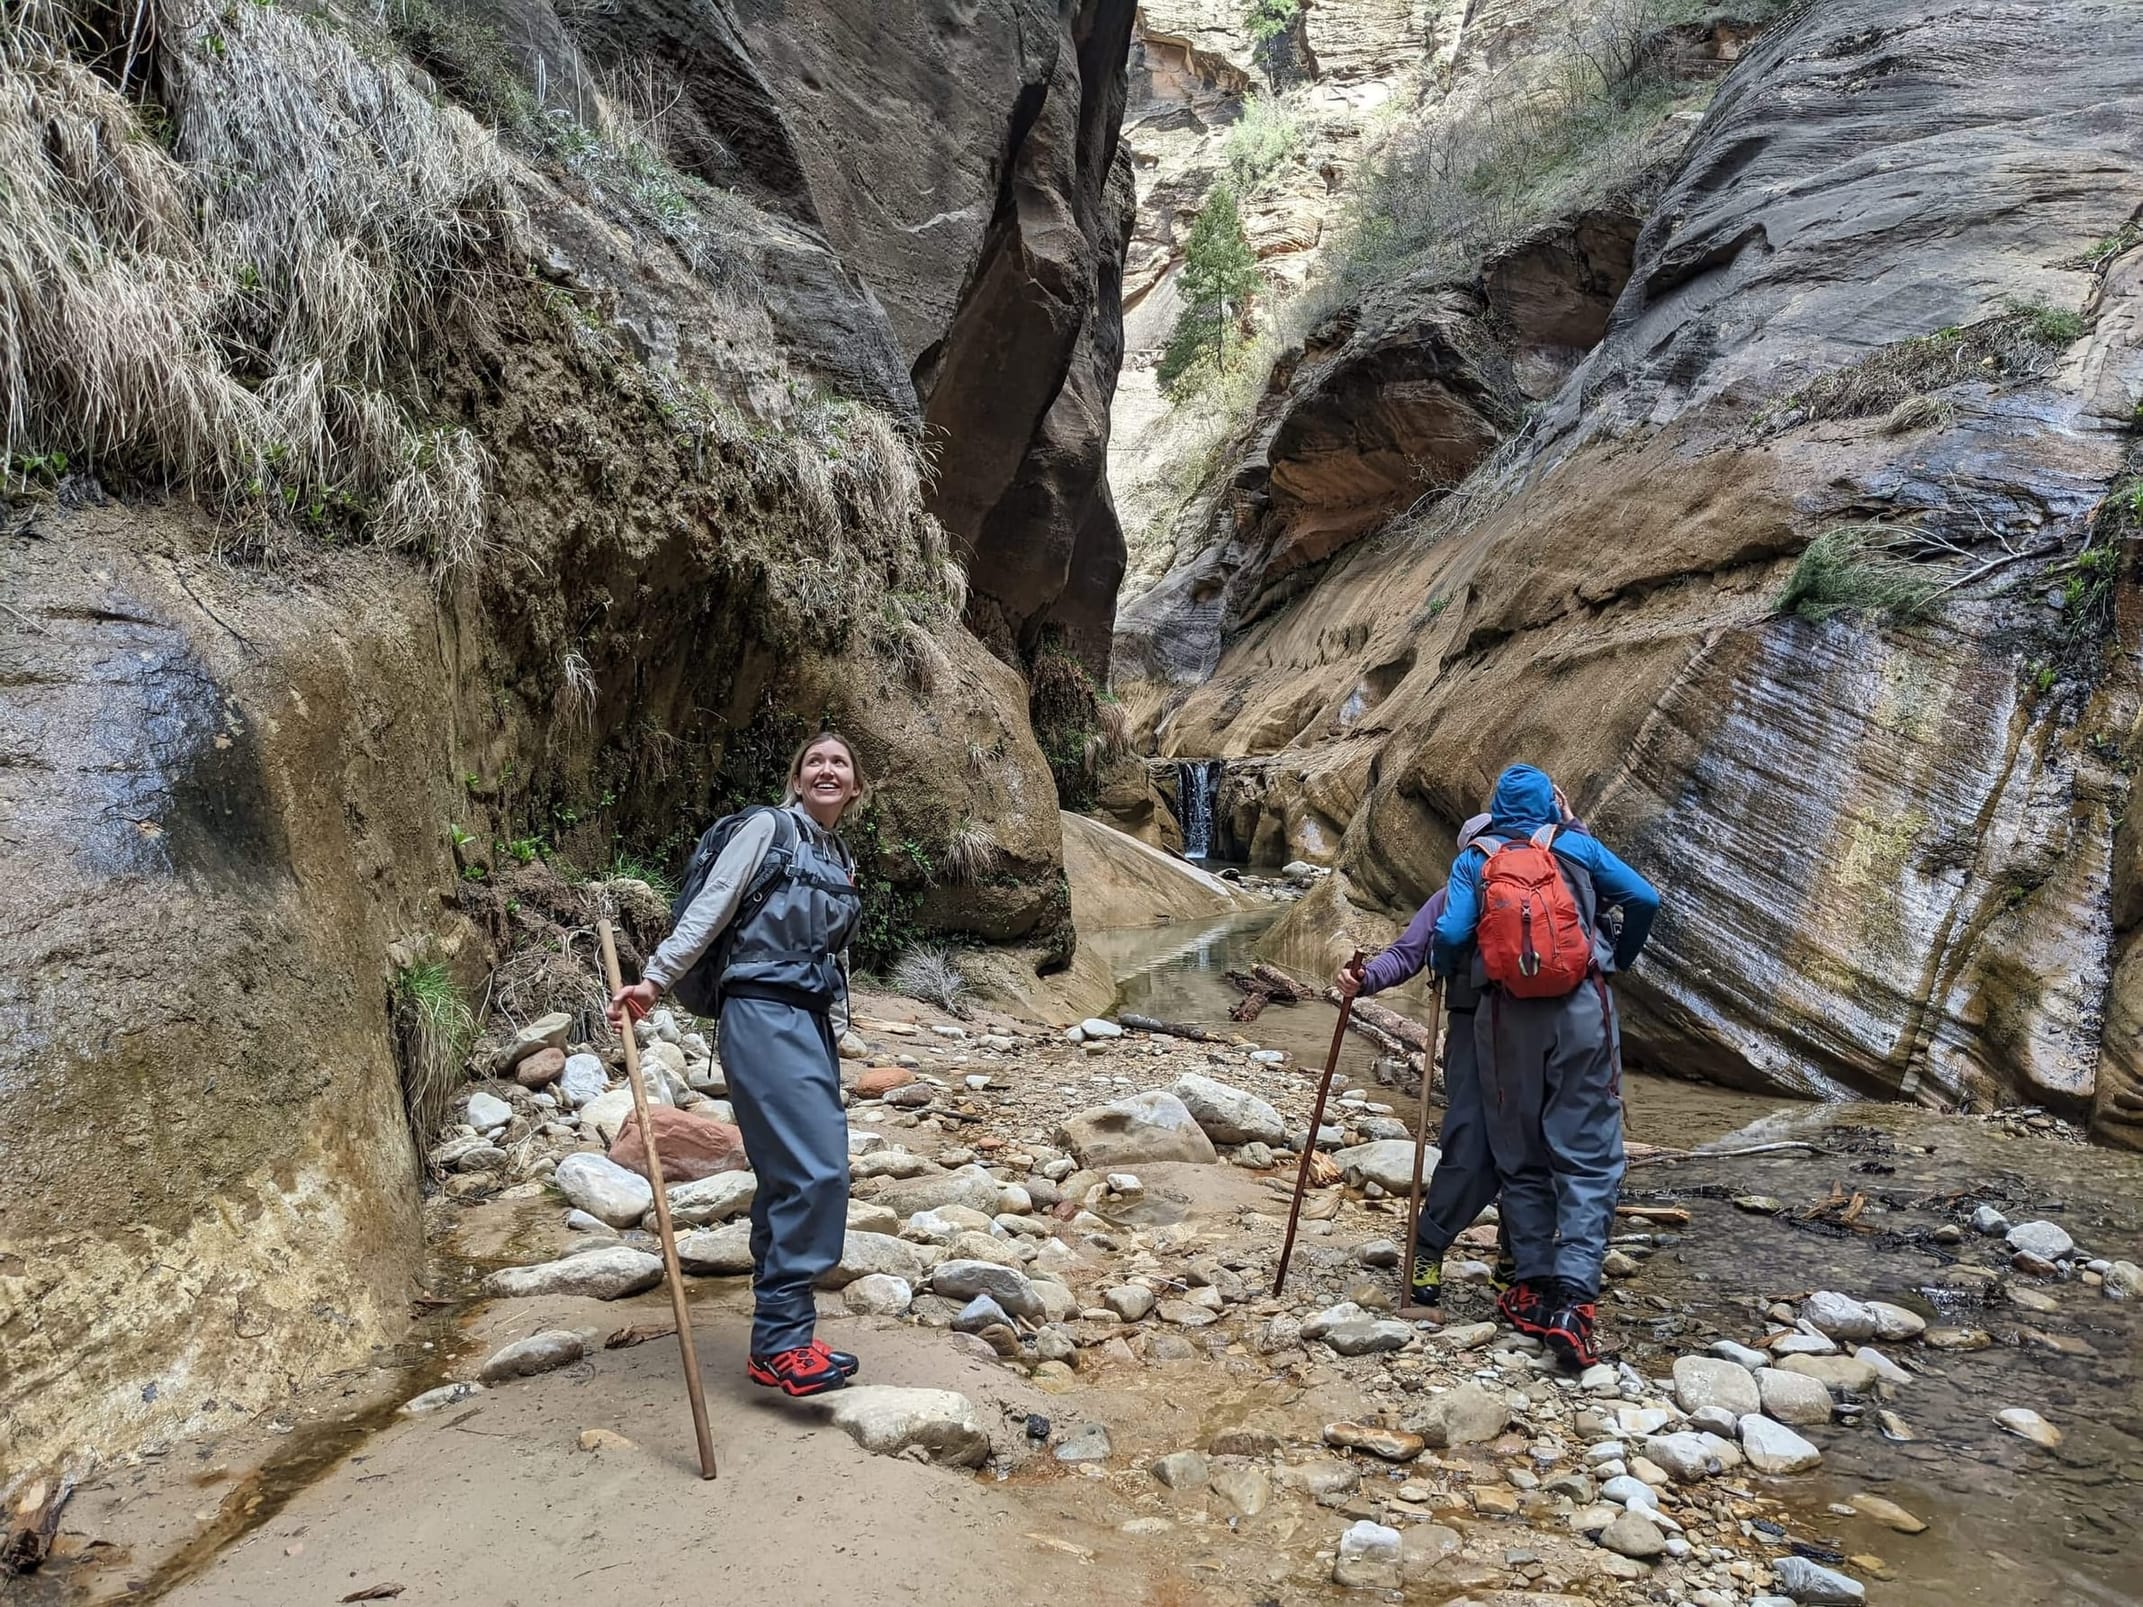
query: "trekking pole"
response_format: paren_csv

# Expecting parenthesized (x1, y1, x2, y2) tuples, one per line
(1400, 978, 1445, 1312)
(1274, 948, 1368, 1296)
(599, 920, 717, 1480)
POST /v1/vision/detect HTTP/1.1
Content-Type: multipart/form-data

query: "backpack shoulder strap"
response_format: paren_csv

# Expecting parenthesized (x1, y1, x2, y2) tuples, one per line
(1529, 824, 1559, 849)
(1470, 834, 1508, 857)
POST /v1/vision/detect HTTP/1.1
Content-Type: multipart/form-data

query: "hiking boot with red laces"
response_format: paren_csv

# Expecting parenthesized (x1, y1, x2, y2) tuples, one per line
(748, 1345, 848, 1397)
(811, 1338, 860, 1379)
(1495, 1279, 1550, 1337)
(1539, 1282, 1601, 1371)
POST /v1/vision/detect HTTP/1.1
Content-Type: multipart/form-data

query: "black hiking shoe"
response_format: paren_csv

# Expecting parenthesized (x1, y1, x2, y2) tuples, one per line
(1539, 1282, 1601, 1371)
(748, 1345, 848, 1397)
(811, 1338, 860, 1379)
(1495, 1279, 1550, 1337)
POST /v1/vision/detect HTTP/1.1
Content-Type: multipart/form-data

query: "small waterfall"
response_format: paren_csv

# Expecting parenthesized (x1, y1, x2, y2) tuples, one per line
(1177, 758, 1223, 859)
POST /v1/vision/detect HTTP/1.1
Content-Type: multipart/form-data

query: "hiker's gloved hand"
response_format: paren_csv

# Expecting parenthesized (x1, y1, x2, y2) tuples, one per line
(1333, 958, 1365, 1000)
(608, 979, 660, 1029)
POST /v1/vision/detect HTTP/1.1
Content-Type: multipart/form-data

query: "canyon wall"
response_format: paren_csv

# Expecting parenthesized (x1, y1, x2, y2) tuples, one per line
(0, 0, 1134, 1471)
(1115, 0, 2143, 1138)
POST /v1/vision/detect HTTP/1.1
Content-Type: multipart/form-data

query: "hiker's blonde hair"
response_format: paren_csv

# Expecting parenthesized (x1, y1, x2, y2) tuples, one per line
(780, 730, 866, 815)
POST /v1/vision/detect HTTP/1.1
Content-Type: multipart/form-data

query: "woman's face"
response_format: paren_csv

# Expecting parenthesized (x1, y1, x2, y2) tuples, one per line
(796, 739, 860, 815)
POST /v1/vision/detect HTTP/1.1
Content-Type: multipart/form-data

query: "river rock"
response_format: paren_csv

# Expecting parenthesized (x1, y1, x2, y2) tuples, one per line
(901, 1204, 995, 1243)
(516, 1046, 567, 1089)
(1170, 1073, 1286, 1145)
(1847, 1492, 1928, 1533)
(554, 1153, 656, 1228)
(1737, 1414, 1821, 1474)
(2005, 1220, 2074, 1261)
(465, 1091, 513, 1133)
(1354, 1238, 1401, 1269)
(1301, 1301, 1369, 1340)
(1971, 1204, 2010, 1234)
(1059, 1091, 1216, 1167)
(674, 1222, 754, 1275)
(558, 1053, 608, 1109)
(1278, 1458, 1360, 1499)
(822, 1231, 925, 1288)
(1673, 1355, 1762, 1417)
(952, 1294, 1012, 1333)
(1078, 1017, 1124, 1038)
(1995, 1406, 2062, 1447)
(854, 1148, 928, 1182)
(1323, 1318, 1413, 1356)
(1413, 1381, 1509, 1447)
(1149, 1449, 1209, 1490)
(1710, 1340, 1770, 1371)
(581, 1088, 638, 1145)
(877, 1168, 1031, 1218)
(1330, 1139, 1438, 1194)
(1854, 1345, 1913, 1385)
(854, 1065, 916, 1099)
(494, 1012, 571, 1073)
(667, 1170, 757, 1227)
(931, 1259, 1042, 1319)
(484, 1246, 663, 1301)
(2105, 1260, 2143, 1299)
(1054, 1421, 1112, 1463)
(1208, 1466, 1270, 1518)
(1333, 1520, 1402, 1588)
(1757, 1368, 1834, 1426)
(1779, 1353, 1879, 1395)
(1600, 1507, 1666, 1559)
(1800, 1291, 1878, 1340)
(843, 1273, 913, 1316)
(1858, 1299, 1924, 1340)
(610, 1104, 747, 1183)
(1643, 1432, 1714, 1483)
(401, 1380, 484, 1415)
(1772, 1555, 1865, 1603)
(1103, 1284, 1156, 1321)
(478, 1329, 585, 1383)
(1601, 1474, 1658, 1509)
(825, 1386, 989, 1467)
(1323, 1421, 1424, 1461)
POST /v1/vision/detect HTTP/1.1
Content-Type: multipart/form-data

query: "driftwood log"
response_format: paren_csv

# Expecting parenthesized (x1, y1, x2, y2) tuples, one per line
(1318, 987, 1435, 1057)
(1118, 1012, 1231, 1043)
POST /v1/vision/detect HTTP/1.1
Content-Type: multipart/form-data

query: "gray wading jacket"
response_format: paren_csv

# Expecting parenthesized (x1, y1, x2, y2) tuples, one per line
(642, 803, 862, 1031)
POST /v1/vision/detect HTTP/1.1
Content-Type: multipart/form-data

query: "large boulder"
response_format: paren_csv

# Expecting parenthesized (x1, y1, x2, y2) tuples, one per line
(483, 1248, 664, 1301)
(609, 1105, 749, 1184)
(554, 1153, 655, 1229)
(823, 1386, 991, 1467)
(1059, 1091, 1217, 1168)
(1171, 1073, 1286, 1146)
(1331, 1139, 1436, 1195)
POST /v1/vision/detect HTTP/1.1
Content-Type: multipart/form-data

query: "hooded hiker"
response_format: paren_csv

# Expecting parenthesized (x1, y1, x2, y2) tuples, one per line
(1336, 811, 1514, 1319)
(1429, 763, 1658, 1370)
(609, 731, 867, 1398)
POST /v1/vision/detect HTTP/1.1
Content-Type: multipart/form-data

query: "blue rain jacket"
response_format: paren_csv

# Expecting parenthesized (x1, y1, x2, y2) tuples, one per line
(1430, 764, 1659, 976)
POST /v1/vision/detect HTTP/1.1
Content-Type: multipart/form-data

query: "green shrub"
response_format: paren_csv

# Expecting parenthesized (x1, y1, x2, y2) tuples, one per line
(1776, 527, 1938, 624)
(1243, 0, 1300, 43)
(1225, 92, 1302, 192)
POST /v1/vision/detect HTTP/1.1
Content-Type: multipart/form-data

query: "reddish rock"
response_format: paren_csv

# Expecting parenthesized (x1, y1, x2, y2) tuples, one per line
(516, 1046, 567, 1089)
(855, 1065, 917, 1099)
(609, 1105, 748, 1183)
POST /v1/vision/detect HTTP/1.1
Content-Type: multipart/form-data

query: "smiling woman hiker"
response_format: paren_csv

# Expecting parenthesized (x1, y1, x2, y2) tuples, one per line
(609, 731, 866, 1398)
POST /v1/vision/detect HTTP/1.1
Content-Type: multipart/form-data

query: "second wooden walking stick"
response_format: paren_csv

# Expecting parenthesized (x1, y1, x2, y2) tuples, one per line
(1274, 949, 1367, 1296)
(1400, 978, 1445, 1311)
(599, 919, 717, 1479)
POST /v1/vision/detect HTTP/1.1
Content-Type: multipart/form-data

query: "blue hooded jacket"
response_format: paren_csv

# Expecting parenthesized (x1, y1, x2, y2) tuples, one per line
(1430, 764, 1659, 977)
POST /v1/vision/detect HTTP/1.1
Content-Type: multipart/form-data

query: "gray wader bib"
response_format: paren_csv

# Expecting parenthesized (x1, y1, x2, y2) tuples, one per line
(1465, 834, 1625, 1297)
(718, 810, 860, 1356)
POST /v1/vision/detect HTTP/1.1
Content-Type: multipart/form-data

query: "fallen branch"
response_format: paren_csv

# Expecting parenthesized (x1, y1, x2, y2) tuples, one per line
(1252, 963, 1317, 1002)
(1627, 1141, 1825, 1168)
(1319, 988, 1435, 1058)
(1119, 1012, 1231, 1043)
(1228, 990, 1269, 1023)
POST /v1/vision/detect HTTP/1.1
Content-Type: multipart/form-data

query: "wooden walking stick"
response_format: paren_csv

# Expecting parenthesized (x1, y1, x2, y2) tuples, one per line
(1274, 948, 1368, 1296)
(1400, 978, 1445, 1312)
(599, 919, 717, 1480)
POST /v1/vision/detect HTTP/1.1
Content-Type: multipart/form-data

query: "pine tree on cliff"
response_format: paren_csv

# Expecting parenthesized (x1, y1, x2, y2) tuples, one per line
(1159, 186, 1258, 395)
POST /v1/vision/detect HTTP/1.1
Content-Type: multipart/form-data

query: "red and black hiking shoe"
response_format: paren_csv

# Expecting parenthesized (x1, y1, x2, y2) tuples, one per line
(811, 1338, 860, 1380)
(1539, 1283, 1602, 1371)
(1495, 1279, 1550, 1337)
(748, 1345, 849, 1397)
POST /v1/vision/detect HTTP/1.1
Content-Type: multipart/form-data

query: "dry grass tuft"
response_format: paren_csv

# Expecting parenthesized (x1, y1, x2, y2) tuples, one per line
(891, 944, 969, 1015)
(0, 0, 510, 563)
(939, 817, 1001, 885)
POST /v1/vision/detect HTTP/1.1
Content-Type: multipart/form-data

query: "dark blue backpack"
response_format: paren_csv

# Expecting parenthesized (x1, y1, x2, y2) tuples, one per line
(664, 806, 798, 1017)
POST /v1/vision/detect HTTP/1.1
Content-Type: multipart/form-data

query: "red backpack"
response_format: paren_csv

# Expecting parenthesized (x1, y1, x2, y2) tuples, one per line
(1474, 826, 1593, 998)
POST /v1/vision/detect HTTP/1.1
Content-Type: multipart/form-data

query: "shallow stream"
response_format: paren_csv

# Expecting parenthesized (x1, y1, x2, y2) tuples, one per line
(1092, 906, 2143, 1607)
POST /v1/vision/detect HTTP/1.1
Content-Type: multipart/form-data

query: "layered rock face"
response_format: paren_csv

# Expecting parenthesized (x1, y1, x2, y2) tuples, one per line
(1, 0, 1133, 1469)
(1117, 1, 2143, 1138)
